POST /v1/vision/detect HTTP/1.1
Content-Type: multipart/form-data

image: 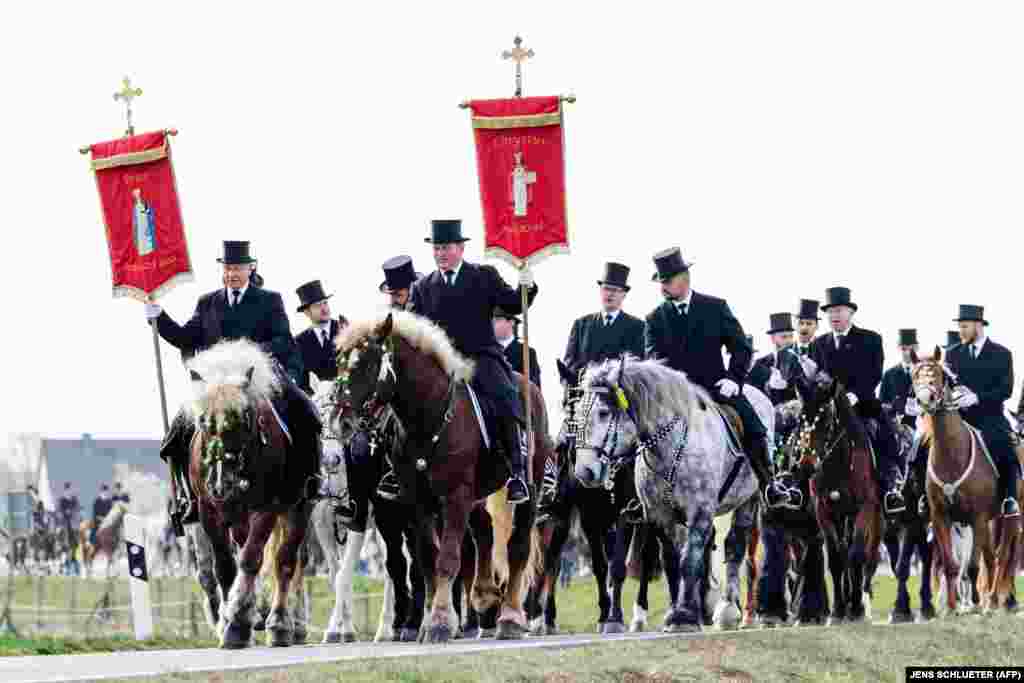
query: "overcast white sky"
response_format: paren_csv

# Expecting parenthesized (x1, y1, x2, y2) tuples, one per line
(2, 1, 1024, 440)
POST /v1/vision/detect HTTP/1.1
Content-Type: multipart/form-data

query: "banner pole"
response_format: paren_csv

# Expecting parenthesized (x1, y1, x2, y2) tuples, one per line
(150, 320, 171, 435)
(520, 281, 534, 473)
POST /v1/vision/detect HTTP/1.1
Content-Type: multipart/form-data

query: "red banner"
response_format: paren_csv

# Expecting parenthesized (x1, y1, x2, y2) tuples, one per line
(468, 96, 570, 267)
(89, 130, 193, 301)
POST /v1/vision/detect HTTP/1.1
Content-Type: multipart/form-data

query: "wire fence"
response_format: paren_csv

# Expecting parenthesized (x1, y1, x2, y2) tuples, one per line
(0, 570, 386, 641)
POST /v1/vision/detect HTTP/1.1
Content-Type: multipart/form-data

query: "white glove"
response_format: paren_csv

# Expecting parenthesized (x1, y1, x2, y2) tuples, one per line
(846, 392, 859, 407)
(955, 390, 979, 410)
(716, 378, 740, 398)
(144, 303, 163, 320)
(799, 355, 818, 379)
(518, 267, 535, 288)
(905, 398, 922, 417)
(768, 368, 788, 390)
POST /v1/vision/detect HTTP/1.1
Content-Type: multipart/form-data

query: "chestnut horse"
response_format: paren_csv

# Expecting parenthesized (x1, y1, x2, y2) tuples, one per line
(910, 347, 1021, 613)
(791, 369, 882, 623)
(79, 502, 127, 578)
(335, 311, 545, 643)
(187, 339, 314, 649)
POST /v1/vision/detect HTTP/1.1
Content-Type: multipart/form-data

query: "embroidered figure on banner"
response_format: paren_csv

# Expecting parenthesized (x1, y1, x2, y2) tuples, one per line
(511, 151, 536, 217)
(132, 188, 157, 256)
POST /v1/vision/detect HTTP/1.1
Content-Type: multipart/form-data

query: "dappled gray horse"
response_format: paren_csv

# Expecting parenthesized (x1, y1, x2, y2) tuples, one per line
(575, 357, 773, 632)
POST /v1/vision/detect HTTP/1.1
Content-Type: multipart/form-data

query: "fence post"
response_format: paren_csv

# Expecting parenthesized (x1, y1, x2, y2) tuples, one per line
(35, 574, 43, 633)
(189, 585, 198, 639)
(155, 578, 164, 637)
(69, 574, 78, 636)
(123, 514, 153, 640)
(180, 576, 187, 637)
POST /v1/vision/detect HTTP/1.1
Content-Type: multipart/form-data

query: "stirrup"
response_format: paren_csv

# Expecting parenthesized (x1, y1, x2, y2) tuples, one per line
(621, 498, 646, 524)
(376, 473, 401, 502)
(1001, 497, 1021, 518)
(884, 490, 906, 515)
(506, 477, 530, 505)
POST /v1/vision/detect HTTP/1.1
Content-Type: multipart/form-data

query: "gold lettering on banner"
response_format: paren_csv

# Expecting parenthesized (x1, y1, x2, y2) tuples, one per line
(495, 135, 547, 146)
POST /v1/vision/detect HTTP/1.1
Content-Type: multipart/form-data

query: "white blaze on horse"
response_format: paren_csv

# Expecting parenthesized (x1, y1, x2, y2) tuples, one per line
(575, 356, 774, 632)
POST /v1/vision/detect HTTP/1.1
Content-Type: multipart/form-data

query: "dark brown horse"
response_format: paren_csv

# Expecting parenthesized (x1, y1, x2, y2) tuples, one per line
(187, 339, 314, 649)
(335, 311, 545, 643)
(792, 369, 882, 623)
(911, 347, 1021, 613)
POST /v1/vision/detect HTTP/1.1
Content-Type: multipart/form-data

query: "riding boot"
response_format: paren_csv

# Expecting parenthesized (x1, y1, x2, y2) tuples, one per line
(999, 460, 1021, 518)
(163, 412, 197, 534)
(535, 454, 563, 524)
(376, 465, 402, 502)
(747, 435, 788, 509)
(501, 419, 530, 505)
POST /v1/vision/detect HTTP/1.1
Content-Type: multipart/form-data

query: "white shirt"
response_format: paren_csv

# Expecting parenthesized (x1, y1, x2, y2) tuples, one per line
(226, 284, 249, 306)
(970, 336, 987, 358)
(317, 322, 332, 346)
(498, 335, 515, 350)
(601, 310, 621, 326)
(673, 290, 693, 315)
(833, 325, 851, 348)
(440, 261, 463, 285)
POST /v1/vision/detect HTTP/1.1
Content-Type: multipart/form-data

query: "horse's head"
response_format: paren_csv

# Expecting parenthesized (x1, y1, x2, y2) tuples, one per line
(911, 346, 954, 415)
(574, 357, 641, 489)
(792, 371, 842, 471)
(312, 378, 346, 490)
(554, 358, 584, 459)
(335, 313, 398, 432)
(191, 366, 264, 503)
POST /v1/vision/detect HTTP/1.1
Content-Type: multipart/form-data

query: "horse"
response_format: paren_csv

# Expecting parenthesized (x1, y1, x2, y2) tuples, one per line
(527, 359, 681, 636)
(574, 356, 773, 632)
(789, 362, 882, 624)
(308, 378, 413, 644)
(79, 501, 128, 578)
(910, 347, 1022, 613)
(186, 339, 315, 649)
(335, 311, 545, 643)
(880, 406, 936, 623)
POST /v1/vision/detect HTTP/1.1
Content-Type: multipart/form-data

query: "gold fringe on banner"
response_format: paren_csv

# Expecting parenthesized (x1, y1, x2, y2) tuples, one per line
(91, 144, 168, 171)
(472, 112, 561, 129)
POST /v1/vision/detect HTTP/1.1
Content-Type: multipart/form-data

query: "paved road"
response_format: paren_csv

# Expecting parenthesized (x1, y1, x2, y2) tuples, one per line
(0, 627, 816, 683)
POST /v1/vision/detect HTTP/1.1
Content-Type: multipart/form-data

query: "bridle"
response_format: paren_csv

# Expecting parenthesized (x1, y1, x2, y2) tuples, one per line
(196, 400, 268, 501)
(795, 396, 845, 471)
(911, 360, 959, 415)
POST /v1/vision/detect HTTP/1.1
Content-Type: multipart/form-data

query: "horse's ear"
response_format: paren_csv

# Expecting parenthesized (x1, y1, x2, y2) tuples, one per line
(243, 366, 254, 389)
(909, 347, 919, 364)
(378, 313, 394, 340)
(934, 345, 942, 361)
(189, 370, 203, 383)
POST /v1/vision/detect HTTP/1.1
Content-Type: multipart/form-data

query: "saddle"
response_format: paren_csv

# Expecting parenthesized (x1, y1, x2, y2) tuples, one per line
(712, 403, 745, 453)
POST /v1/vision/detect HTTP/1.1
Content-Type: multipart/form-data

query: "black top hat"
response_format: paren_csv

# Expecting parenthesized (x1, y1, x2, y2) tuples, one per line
(796, 299, 820, 321)
(100, 484, 109, 491)
(651, 247, 693, 282)
(217, 240, 257, 264)
(897, 328, 918, 346)
(821, 287, 858, 312)
(946, 331, 962, 349)
(295, 280, 332, 312)
(425, 219, 470, 244)
(597, 262, 631, 291)
(381, 255, 420, 293)
(954, 304, 988, 325)
(767, 312, 795, 335)
(493, 306, 521, 324)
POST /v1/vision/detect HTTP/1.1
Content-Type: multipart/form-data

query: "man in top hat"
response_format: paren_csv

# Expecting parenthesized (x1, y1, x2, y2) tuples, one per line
(643, 247, 780, 510)
(144, 240, 319, 533)
(947, 305, 1019, 517)
(112, 481, 130, 506)
(880, 329, 921, 430)
(562, 262, 646, 376)
(795, 299, 819, 357)
(945, 330, 961, 351)
(408, 219, 538, 504)
(295, 279, 344, 395)
(57, 482, 79, 527)
(807, 287, 906, 514)
(494, 307, 541, 388)
(91, 484, 112, 545)
(380, 255, 422, 310)
(751, 313, 799, 407)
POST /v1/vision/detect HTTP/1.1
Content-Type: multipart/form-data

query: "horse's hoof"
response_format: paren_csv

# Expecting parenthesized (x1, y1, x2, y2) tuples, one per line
(543, 624, 558, 636)
(400, 627, 419, 642)
(322, 631, 342, 644)
(268, 628, 293, 648)
(427, 623, 452, 644)
(759, 613, 787, 629)
(713, 602, 742, 631)
(496, 619, 527, 640)
(479, 627, 496, 639)
(664, 621, 702, 633)
(252, 617, 266, 632)
(461, 626, 481, 639)
(888, 608, 913, 625)
(629, 619, 646, 633)
(601, 621, 626, 635)
(794, 615, 827, 627)
(220, 622, 252, 650)
(918, 605, 937, 622)
(292, 631, 308, 646)
(826, 616, 845, 627)
(595, 621, 606, 634)
(342, 632, 357, 643)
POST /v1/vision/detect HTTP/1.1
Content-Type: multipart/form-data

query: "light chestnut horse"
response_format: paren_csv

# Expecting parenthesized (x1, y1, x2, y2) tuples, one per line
(911, 347, 1022, 613)
(79, 502, 127, 578)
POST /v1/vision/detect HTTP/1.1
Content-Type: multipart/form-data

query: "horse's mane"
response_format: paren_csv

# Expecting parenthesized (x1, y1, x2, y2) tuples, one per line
(337, 310, 475, 383)
(186, 339, 281, 416)
(98, 502, 126, 533)
(586, 356, 708, 435)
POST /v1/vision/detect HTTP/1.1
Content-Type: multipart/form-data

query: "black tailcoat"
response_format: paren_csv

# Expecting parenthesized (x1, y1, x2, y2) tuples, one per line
(563, 311, 645, 377)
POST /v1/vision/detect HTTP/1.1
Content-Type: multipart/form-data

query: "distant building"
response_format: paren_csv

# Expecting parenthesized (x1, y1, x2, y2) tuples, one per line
(2, 433, 165, 531)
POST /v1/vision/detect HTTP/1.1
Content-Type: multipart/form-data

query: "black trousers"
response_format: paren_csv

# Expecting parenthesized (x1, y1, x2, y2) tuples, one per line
(470, 352, 524, 423)
(966, 413, 1020, 498)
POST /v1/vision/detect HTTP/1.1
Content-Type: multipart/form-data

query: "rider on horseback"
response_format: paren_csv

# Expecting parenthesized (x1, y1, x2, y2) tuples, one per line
(880, 329, 921, 431)
(91, 484, 112, 545)
(640, 247, 782, 517)
(949, 305, 1020, 518)
(144, 240, 321, 535)
(806, 287, 907, 514)
(407, 220, 537, 505)
(294, 279, 343, 395)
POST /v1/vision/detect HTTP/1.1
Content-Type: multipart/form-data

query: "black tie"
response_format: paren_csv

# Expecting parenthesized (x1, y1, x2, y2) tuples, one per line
(231, 289, 241, 307)
(321, 329, 330, 347)
(676, 302, 687, 318)
(605, 314, 614, 327)
(970, 345, 977, 360)
(444, 270, 455, 287)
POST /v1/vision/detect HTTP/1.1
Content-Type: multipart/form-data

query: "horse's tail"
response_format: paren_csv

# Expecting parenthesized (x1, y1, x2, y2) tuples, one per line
(261, 516, 287, 589)
(992, 513, 1021, 601)
(626, 529, 663, 581)
(486, 488, 513, 587)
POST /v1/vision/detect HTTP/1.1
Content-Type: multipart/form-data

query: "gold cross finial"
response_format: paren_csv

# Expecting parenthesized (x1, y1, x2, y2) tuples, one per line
(501, 36, 534, 97)
(113, 76, 143, 136)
